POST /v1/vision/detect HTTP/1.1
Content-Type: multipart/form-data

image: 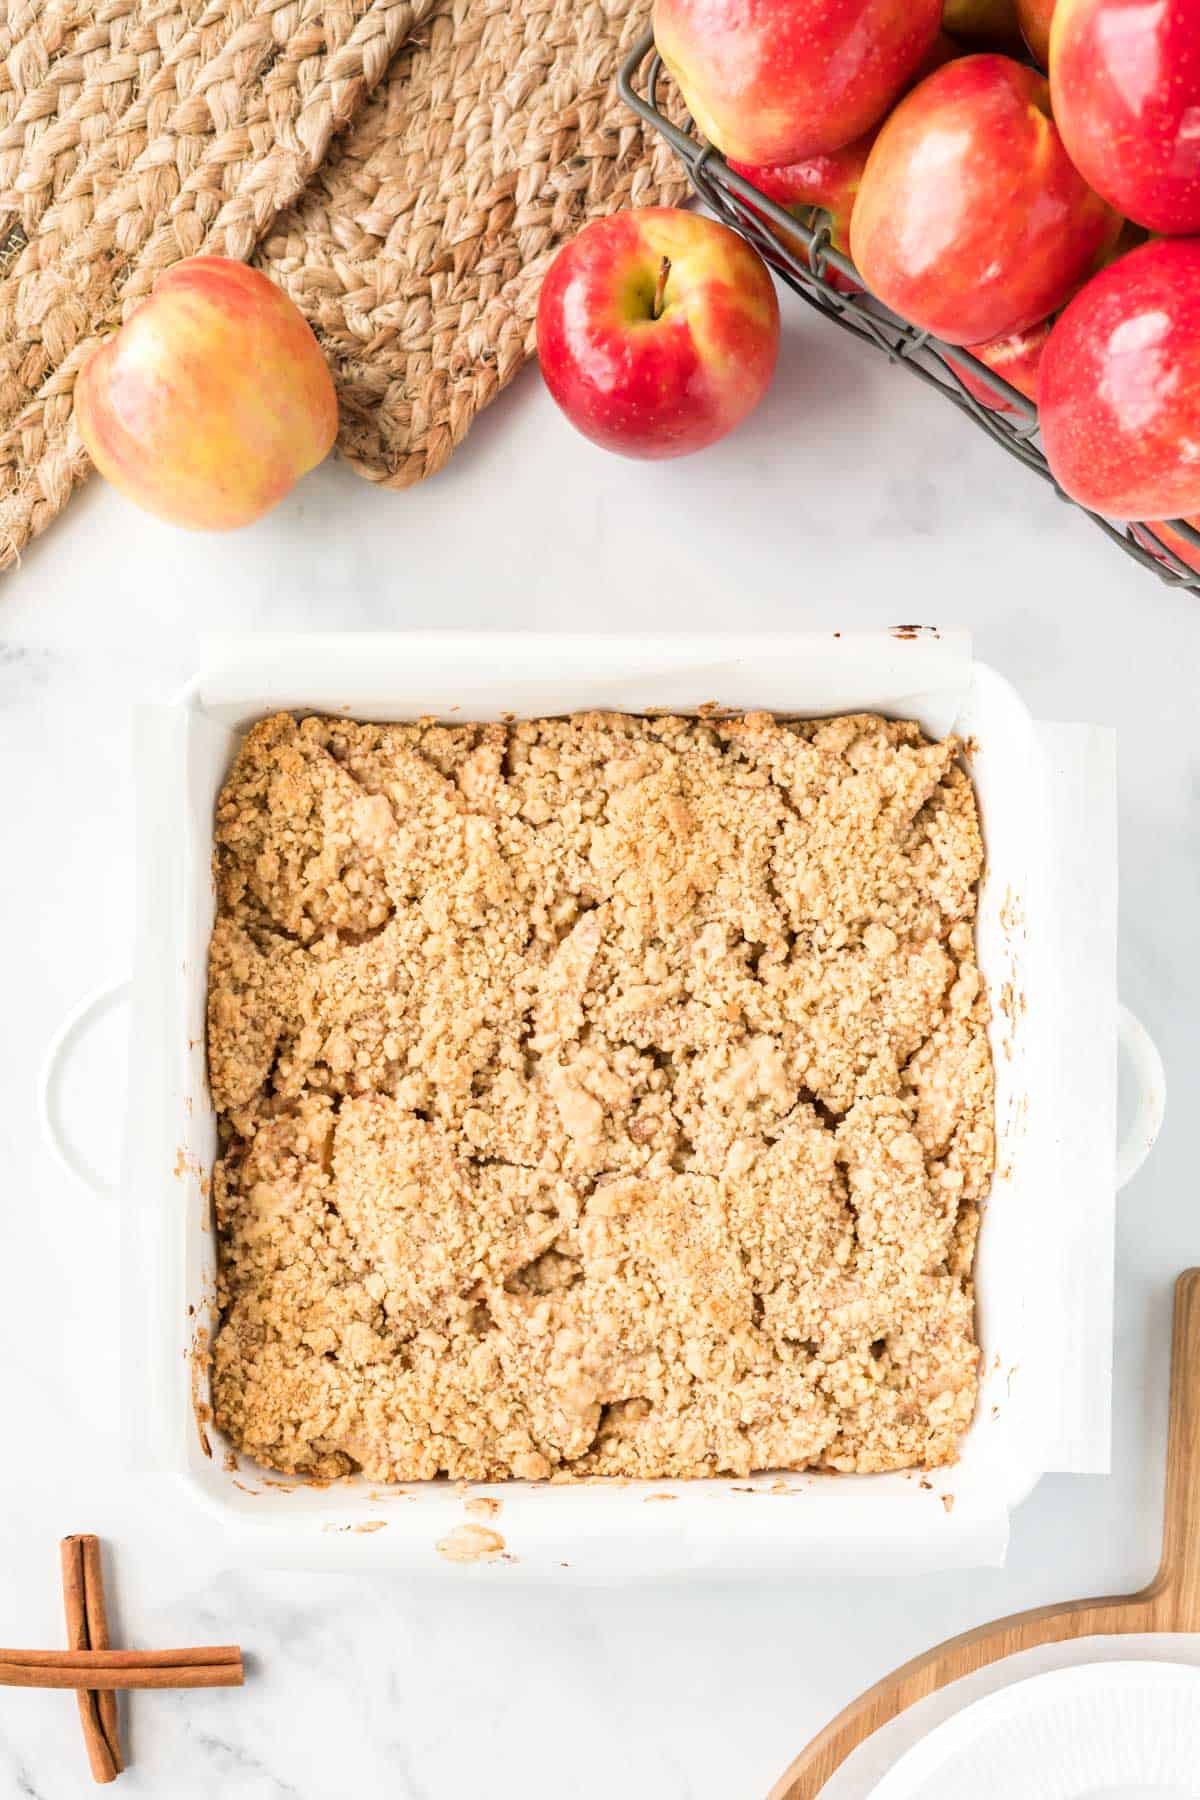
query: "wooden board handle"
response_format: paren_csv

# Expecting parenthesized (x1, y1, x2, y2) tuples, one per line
(1147, 1269, 1200, 1630)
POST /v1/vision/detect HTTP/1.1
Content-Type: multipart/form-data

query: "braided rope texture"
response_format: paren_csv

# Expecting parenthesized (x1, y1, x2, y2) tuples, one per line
(254, 0, 688, 488)
(0, 0, 433, 569)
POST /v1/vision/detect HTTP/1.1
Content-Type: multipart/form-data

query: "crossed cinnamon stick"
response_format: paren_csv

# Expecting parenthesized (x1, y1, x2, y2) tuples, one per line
(1, 1538, 244, 1782)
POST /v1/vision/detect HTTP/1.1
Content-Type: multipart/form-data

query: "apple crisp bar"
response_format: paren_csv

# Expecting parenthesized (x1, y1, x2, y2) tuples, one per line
(207, 709, 993, 1482)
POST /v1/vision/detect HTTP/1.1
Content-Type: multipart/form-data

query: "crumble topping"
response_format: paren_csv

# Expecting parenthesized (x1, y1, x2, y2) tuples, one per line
(207, 709, 993, 1482)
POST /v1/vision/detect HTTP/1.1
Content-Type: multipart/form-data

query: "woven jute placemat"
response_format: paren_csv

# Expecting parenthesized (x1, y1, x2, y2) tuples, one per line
(0, 0, 683, 570)
(255, 0, 688, 488)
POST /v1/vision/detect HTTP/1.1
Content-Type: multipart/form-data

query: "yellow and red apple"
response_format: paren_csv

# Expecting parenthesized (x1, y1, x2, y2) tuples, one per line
(75, 257, 337, 531)
(849, 55, 1120, 345)
(652, 0, 942, 165)
(1040, 237, 1200, 520)
(536, 208, 779, 459)
(1051, 0, 1200, 234)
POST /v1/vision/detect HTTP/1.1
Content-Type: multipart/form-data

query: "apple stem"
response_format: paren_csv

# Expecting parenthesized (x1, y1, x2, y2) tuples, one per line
(652, 256, 671, 320)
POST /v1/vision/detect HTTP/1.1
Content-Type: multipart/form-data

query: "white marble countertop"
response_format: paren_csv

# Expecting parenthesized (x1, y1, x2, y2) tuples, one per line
(2, 299, 1197, 1799)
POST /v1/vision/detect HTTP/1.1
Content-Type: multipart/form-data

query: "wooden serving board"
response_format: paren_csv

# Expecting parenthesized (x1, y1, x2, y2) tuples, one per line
(770, 1269, 1200, 1800)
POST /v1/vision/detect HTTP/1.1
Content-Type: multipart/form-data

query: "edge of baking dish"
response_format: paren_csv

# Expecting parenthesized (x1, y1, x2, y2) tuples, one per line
(119, 632, 1115, 1577)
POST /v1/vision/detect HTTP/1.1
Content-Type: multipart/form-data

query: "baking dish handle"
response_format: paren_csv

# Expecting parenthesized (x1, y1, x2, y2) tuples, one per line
(1116, 1003, 1166, 1191)
(39, 978, 129, 1196)
(41, 987, 1164, 1195)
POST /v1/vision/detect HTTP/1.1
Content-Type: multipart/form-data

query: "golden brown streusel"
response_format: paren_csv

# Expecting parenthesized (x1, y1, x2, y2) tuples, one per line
(207, 710, 993, 1482)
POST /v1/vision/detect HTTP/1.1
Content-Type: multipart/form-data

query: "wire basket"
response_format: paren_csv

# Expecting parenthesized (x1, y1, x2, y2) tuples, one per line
(619, 32, 1200, 590)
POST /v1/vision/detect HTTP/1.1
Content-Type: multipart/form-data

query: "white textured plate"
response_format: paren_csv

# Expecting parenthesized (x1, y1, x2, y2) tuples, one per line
(871, 1663, 1200, 1800)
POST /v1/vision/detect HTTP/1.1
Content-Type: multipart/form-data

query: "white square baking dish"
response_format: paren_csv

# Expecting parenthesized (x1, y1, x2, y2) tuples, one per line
(118, 631, 1123, 1578)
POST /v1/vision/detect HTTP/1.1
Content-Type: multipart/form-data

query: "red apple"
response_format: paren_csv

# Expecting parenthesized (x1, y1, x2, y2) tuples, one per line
(1051, 0, 1200, 234)
(944, 319, 1050, 413)
(652, 0, 942, 165)
(1039, 238, 1200, 519)
(75, 258, 336, 531)
(1017, 0, 1055, 63)
(850, 55, 1120, 345)
(536, 208, 780, 459)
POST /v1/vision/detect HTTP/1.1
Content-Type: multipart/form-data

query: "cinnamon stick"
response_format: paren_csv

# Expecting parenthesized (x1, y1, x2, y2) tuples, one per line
(60, 1537, 118, 1784)
(79, 1536, 122, 1776)
(0, 1661, 244, 1691)
(0, 1647, 241, 1669)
